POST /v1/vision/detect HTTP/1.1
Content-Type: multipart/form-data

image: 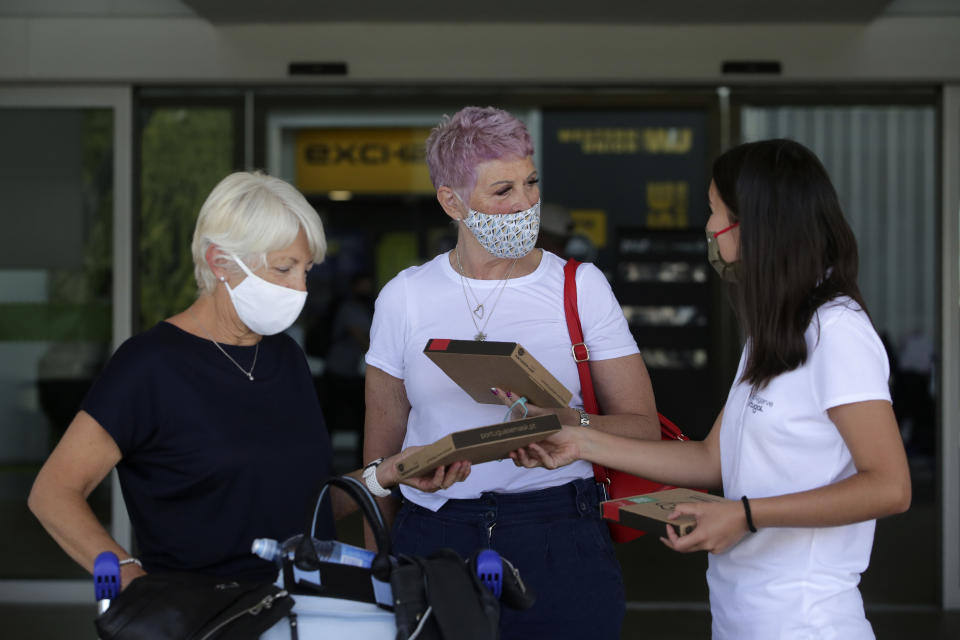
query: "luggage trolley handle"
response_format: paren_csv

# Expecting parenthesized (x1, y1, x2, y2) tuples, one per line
(472, 549, 535, 610)
(302, 475, 393, 581)
(93, 551, 121, 614)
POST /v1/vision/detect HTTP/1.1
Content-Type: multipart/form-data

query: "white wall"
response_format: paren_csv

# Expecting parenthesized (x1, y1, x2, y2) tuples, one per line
(1, 16, 959, 84)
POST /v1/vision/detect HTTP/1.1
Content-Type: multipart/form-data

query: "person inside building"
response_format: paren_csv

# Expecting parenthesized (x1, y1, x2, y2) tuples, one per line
(28, 171, 469, 589)
(321, 272, 375, 470)
(363, 105, 660, 639)
(510, 139, 912, 639)
(537, 202, 597, 263)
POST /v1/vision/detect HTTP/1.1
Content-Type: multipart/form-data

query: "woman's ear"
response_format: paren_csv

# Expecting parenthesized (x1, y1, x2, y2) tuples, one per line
(437, 186, 466, 222)
(204, 244, 223, 280)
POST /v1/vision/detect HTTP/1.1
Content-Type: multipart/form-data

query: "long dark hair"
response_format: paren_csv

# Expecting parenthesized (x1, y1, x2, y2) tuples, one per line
(712, 139, 868, 389)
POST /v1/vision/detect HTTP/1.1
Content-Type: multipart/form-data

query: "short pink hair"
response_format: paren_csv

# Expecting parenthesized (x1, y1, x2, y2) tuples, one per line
(425, 106, 534, 201)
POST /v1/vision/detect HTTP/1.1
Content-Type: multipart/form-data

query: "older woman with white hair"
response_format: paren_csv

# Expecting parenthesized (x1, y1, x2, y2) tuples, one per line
(28, 171, 468, 588)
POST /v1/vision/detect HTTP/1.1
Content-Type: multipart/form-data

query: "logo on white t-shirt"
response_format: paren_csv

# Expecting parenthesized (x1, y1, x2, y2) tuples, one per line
(747, 392, 774, 414)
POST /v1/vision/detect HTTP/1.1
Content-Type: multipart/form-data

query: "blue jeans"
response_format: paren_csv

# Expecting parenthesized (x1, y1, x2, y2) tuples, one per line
(392, 478, 625, 640)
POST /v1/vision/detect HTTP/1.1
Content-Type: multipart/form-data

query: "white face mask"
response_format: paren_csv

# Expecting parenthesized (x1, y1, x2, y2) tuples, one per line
(461, 200, 541, 259)
(223, 253, 307, 336)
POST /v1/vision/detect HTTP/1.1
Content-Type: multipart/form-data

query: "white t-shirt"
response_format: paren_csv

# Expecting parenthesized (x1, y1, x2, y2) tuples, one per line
(365, 250, 639, 511)
(709, 298, 891, 640)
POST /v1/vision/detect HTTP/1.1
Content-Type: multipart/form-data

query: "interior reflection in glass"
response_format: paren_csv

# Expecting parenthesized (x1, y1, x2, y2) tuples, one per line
(619, 261, 708, 283)
(621, 305, 707, 327)
(640, 348, 708, 369)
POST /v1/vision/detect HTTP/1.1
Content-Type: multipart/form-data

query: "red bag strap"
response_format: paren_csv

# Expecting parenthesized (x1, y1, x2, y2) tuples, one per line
(562, 259, 610, 486)
(562, 259, 689, 445)
(562, 259, 599, 415)
(658, 411, 688, 441)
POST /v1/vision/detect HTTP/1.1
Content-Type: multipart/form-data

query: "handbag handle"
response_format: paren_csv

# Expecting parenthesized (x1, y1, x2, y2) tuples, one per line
(562, 259, 690, 490)
(563, 259, 600, 415)
(563, 259, 688, 442)
(304, 475, 393, 580)
(562, 259, 608, 488)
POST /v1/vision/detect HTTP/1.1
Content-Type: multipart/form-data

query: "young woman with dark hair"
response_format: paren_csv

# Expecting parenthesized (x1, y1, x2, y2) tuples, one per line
(510, 139, 911, 639)
(712, 139, 868, 388)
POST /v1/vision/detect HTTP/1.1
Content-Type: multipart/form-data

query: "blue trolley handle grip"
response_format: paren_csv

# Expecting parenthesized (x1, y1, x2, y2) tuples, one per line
(475, 549, 503, 598)
(93, 551, 121, 610)
(470, 549, 536, 609)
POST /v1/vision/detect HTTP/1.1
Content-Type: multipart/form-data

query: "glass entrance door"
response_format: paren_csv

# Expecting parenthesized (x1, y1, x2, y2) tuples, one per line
(0, 87, 132, 602)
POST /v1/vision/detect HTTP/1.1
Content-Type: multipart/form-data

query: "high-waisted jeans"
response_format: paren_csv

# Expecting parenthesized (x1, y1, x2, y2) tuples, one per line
(392, 478, 625, 639)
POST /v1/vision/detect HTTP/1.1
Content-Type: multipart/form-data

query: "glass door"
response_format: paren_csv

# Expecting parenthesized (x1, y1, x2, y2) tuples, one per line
(0, 87, 132, 603)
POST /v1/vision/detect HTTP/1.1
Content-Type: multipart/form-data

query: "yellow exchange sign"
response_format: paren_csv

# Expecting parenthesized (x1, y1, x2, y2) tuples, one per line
(295, 127, 435, 194)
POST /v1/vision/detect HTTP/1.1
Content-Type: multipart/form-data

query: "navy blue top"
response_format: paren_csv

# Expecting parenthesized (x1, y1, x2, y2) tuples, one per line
(82, 321, 333, 582)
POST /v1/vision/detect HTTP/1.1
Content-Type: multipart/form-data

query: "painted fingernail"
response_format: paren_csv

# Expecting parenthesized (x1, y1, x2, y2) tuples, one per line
(490, 388, 498, 395)
(506, 392, 513, 398)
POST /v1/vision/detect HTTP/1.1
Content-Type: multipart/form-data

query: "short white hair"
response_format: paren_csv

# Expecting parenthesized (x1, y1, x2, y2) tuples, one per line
(191, 171, 326, 294)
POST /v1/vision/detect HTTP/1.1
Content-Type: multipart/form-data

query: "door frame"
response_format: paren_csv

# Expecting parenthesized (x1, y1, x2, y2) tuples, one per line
(942, 84, 960, 610)
(0, 86, 133, 603)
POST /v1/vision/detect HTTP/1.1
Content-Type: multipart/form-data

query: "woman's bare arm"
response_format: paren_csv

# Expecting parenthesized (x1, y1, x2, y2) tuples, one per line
(28, 411, 146, 587)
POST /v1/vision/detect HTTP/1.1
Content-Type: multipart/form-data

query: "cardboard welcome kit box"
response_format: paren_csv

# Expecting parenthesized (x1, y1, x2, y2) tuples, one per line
(395, 414, 561, 479)
(602, 488, 726, 536)
(423, 339, 572, 408)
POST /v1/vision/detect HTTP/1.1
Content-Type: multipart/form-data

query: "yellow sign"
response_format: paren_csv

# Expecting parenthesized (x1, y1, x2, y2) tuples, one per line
(570, 209, 608, 248)
(646, 181, 689, 228)
(556, 127, 693, 155)
(295, 128, 435, 194)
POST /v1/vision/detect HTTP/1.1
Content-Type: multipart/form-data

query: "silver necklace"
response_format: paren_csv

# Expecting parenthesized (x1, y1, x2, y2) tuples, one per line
(193, 310, 259, 381)
(455, 247, 518, 341)
(457, 248, 504, 319)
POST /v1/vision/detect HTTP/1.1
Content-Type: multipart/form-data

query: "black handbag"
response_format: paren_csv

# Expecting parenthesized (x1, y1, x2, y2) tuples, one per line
(94, 571, 293, 640)
(391, 549, 498, 640)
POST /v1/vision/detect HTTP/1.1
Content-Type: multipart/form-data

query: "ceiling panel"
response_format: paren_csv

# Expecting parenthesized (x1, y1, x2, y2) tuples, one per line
(183, 0, 896, 25)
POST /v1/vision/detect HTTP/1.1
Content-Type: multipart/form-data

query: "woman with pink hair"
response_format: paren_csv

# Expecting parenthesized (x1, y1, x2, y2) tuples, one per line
(363, 106, 659, 638)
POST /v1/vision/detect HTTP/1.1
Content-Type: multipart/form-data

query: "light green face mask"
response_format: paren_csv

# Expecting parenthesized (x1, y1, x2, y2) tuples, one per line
(706, 229, 740, 283)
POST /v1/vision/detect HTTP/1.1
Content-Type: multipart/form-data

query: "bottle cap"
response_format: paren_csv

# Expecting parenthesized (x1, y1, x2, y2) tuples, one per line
(251, 538, 279, 561)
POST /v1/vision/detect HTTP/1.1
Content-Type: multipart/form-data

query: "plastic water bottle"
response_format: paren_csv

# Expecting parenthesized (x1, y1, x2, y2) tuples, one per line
(252, 536, 375, 569)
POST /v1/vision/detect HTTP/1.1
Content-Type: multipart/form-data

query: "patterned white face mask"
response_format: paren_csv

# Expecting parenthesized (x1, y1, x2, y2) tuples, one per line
(461, 200, 541, 259)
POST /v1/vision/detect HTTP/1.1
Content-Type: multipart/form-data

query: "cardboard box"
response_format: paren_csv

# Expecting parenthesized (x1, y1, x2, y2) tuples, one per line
(602, 488, 726, 536)
(395, 414, 561, 479)
(423, 339, 572, 408)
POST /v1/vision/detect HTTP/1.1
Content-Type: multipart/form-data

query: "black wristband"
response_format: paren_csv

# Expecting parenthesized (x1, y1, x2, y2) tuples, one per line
(741, 496, 758, 533)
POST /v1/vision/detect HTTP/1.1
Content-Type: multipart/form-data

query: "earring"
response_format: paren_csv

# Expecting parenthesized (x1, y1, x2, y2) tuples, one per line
(218, 275, 225, 282)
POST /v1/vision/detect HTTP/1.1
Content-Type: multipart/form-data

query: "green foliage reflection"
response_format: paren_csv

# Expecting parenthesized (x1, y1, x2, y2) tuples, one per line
(139, 108, 233, 329)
